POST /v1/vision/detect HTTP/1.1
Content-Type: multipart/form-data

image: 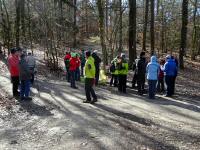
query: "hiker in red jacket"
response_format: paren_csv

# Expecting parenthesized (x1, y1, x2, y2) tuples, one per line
(8, 48, 20, 97)
(69, 53, 78, 89)
(157, 58, 165, 93)
(64, 52, 71, 82)
(75, 53, 81, 81)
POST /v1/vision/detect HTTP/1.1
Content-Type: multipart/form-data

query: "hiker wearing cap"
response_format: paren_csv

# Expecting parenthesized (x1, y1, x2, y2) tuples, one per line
(26, 52, 36, 84)
(163, 55, 177, 97)
(92, 50, 101, 86)
(69, 53, 78, 89)
(118, 53, 128, 93)
(136, 52, 147, 95)
(8, 48, 20, 97)
(146, 56, 160, 99)
(110, 56, 119, 87)
(83, 51, 97, 104)
(64, 52, 71, 82)
(19, 53, 32, 101)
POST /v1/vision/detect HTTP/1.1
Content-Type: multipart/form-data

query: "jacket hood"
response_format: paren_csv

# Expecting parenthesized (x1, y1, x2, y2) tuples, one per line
(150, 56, 157, 63)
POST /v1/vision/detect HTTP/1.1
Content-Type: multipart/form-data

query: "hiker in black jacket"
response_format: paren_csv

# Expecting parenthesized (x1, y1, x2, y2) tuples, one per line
(136, 52, 147, 95)
(92, 50, 101, 86)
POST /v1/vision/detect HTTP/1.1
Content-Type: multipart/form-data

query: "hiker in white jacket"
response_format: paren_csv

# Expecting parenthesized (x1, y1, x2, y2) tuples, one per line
(26, 52, 36, 84)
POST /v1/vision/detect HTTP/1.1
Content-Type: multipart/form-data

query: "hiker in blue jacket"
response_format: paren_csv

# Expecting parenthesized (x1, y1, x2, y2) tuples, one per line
(163, 55, 178, 97)
(146, 56, 160, 99)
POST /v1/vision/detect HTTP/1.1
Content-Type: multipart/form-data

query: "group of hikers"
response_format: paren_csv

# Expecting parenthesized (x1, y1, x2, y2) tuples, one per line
(7, 46, 178, 103)
(64, 49, 101, 104)
(7, 48, 36, 101)
(110, 51, 178, 99)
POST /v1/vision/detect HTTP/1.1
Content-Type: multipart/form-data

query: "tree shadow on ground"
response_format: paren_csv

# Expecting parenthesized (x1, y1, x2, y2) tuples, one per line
(19, 100, 53, 117)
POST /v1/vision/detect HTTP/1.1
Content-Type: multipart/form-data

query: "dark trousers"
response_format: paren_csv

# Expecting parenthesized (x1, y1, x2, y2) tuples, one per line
(172, 76, 176, 95)
(85, 78, 97, 101)
(20, 80, 30, 98)
(118, 75, 127, 93)
(70, 70, 76, 88)
(66, 68, 71, 82)
(110, 74, 118, 87)
(75, 68, 80, 81)
(95, 69, 100, 86)
(148, 80, 157, 99)
(165, 75, 174, 96)
(11, 76, 19, 96)
(157, 78, 165, 92)
(137, 75, 145, 94)
(132, 73, 138, 87)
(29, 67, 35, 84)
(81, 64, 84, 77)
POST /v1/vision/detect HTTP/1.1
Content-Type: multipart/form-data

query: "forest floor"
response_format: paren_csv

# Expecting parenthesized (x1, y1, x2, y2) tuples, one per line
(0, 45, 200, 150)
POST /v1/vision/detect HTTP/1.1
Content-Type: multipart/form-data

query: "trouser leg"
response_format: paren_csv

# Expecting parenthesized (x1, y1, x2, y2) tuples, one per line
(24, 80, 30, 97)
(85, 78, 91, 101)
(110, 74, 114, 86)
(118, 75, 122, 92)
(20, 80, 25, 98)
(70, 71, 76, 88)
(114, 75, 118, 87)
(132, 73, 137, 87)
(122, 75, 127, 93)
(95, 69, 100, 85)
(12, 76, 19, 96)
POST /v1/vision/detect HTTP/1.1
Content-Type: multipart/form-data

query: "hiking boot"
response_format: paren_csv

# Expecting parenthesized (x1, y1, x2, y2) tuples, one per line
(90, 99, 97, 104)
(83, 100, 91, 103)
(25, 97, 32, 101)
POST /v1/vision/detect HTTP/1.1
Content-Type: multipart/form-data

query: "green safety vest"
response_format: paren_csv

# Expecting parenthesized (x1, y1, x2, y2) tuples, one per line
(118, 60, 128, 75)
(84, 56, 96, 78)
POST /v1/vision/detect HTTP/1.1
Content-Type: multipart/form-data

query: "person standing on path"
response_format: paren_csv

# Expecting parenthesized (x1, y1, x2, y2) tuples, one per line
(19, 53, 32, 101)
(26, 52, 36, 85)
(137, 52, 147, 95)
(80, 49, 85, 77)
(92, 50, 101, 86)
(163, 55, 177, 97)
(146, 56, 160, 99)
(75, 53, 81, 81)
(64, 52, 71, 82)
(110, 56, 119, 87)
(171, 55, 178, 95)
(118, 53, 128, 93)
(132, 56, 140, 88)
(157, 58, 165, 93)
(83, 51, 97, 104)
(8, 48, 20, 97)
(69, 53, 78, 89)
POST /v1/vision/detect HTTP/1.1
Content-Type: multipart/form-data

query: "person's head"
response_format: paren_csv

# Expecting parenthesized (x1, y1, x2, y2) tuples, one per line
(85, 51, 91, 58)
(121, 53, 126, 59)
(140, 52, 145, 58)
(150, 55, 157, 62)
(20, 53, 26, 60)
(66, 52, 69, 55)
(160, 58, 165, 65)
(166, 55, 171, 61)
(10, 48, 16, 55)
(28, 52, 32, 56)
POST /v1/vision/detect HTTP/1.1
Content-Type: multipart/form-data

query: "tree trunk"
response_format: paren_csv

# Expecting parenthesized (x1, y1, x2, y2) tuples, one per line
(142, 0, 149, 51)
(73, 0, 77, 47)
(20, 0, 25, 45)
(179, 0, 188, 69)
(191, 0, 197, 60)
(97, 0, 107, 69)
(129, 0, 136, 64)
(118, 0, 123, 53)
(15, 0, 21, 48)
(150, 0, 155, 55)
